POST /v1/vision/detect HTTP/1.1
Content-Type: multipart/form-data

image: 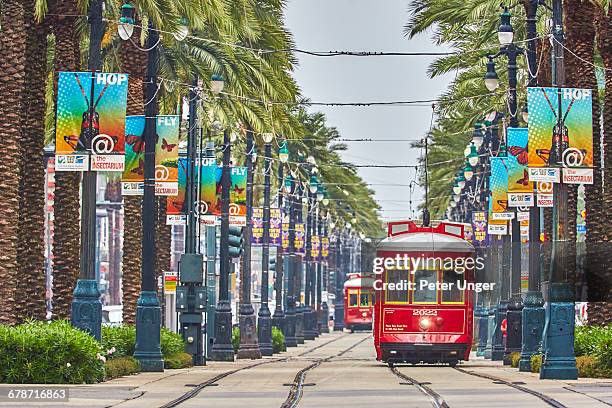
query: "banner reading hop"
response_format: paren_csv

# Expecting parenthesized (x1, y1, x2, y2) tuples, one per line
(165, 158, 188, 225)
(155, 116, 180, 195)
(527, 87, 593, 184)
(506, 127, 534, 207)
(294, 223, 306, 256)
(56, 72, 128, 171)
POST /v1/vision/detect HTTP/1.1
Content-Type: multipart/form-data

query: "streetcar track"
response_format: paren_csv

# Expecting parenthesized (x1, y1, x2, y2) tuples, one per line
(389, 366, 450, 408)
(158, 333, 352, 408)
(453, 367, 568, 408)
(280, 335, 371, 408)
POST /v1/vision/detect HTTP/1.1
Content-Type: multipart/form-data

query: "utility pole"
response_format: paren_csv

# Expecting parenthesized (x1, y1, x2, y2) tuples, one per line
(539, 0, 578, 380)
(176, 77, 206, 366)
(204, 141, 217, 359)
(211, 129, 235, 361)
(333, 230, 345, 331)
(294, 184, 305, 343)
(71, 0, 103, 341)
(519, 0, 546, 373)
(258, 138, 273, 355)
(237, 129, 261, 359)
(133, 22, 164, 372)
(303, 189, 315, 340)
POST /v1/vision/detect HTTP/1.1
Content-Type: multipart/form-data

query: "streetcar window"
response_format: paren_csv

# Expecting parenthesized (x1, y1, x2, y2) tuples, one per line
(359, 292, 371, 306)
(441, 270, 464, 303)
(412, 269, 437, 304)
(349, 292, 358, 307)
(385, 269, 409, 303)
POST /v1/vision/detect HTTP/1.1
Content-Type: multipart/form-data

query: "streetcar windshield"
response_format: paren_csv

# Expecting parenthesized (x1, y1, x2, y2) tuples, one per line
(385, 269, 409, 303)
(441, 270, 464, 303)
(412, 269, 437, 304)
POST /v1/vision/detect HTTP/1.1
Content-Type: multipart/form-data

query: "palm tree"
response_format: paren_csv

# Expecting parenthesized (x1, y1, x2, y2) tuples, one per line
(15, 0, 48, 322)
(0, 0, 33, 324)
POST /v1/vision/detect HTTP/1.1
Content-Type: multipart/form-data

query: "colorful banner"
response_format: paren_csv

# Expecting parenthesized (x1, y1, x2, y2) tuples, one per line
(122, 115, 145, 194)
(56, 72, 128, 171)
(270, 208, 282, 247)
(490, 157, 509, 214)
(214, 166, 247, 225)
(166, 157, 187, 225)
(471, 211, 489, 247)
(281, 212, 290, 252)
(198, 158, 217, 224)
(155, 116, 180, 195)
(121, 115, 180, 195)
(321, 236, 330, 259)
(311, 235, 320, 260)
(251, 207, 264, 245)
(295, 223, 305, 256)
(507, 127, 534, 207)
(527, 87, 593, 169)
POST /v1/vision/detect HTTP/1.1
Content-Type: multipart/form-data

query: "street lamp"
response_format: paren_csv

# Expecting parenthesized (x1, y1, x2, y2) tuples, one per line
(464, 163, 474, 181)
(498, 7, 514, 45)
(118, 2, 135, 41)
(279, 140, 289, 163)
(484, 57, 499, 92)
(309, 175, 318, 194)
(283, 170, 298, 347)
(457, 173, 466, 189)
(468, 145, 479, 167)
(210, 74, 225, 95)
(173, 17, 189, 41)
(237, 127, 261, 360)
(521, 106, 529, 124)
(258, 132, 274, 355)
(472, 122, 484, 148)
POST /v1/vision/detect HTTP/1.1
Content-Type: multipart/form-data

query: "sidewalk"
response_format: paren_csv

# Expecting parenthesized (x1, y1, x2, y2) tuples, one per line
(462, 356, 612, 407)
(0, 332, 346, 408)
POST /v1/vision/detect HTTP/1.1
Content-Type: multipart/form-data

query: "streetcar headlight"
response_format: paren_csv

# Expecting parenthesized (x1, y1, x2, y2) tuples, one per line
(419, 317, 432, 330)
(362, 312, 367, 317)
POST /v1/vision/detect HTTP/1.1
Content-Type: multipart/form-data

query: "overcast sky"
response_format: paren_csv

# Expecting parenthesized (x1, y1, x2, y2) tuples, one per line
(284, 0, 454, 223)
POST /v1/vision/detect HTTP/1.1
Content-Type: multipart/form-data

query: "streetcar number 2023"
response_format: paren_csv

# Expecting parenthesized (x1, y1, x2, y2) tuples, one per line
(413, 310, 437, 316)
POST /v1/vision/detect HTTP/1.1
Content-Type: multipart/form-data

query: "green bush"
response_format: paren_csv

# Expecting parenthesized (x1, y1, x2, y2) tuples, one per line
(232, 326, 240, 354)
(104, 357, 140, 380)
(531, 354, 542, 373)
(101, 325, 186, 359)
(510, 352, 521, 368)
(164, 352, 194, 369)
(574, 325, 612, 372)
(272, 327, 286, 354)
(576, 355, 600, 378)
(0, 320, 104, 384)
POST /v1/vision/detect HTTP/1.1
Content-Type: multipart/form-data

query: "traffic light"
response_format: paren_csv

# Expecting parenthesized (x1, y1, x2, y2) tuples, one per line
(228, 226, 244, 258)
(269, 257, 276, 272)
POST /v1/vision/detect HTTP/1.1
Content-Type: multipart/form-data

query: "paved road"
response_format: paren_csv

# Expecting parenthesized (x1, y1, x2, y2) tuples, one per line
(2, 331, 610, 407)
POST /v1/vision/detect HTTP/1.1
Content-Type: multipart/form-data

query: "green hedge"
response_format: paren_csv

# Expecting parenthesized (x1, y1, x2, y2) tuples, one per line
(164, 352, 194, 369)
(101, 325, 186, 359)
(575, 325, 612, 368)
(104, 356, 140, 380)
(231, 326, 286, 354)
(0, 320, 104, 384)
(509, 352, 521, 368)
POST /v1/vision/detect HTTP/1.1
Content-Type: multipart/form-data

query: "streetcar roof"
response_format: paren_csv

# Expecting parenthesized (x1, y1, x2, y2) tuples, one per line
(344, 277, 375, 288)
(377, 231, 473, 252)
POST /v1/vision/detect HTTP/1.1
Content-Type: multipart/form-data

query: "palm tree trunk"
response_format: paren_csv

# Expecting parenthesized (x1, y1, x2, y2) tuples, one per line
(50, 4, 84, 320)
(120, 24, 147, 324)
(0, 0, 28, 324)
(15, 1, 48, 322)
(564, 0, 607, 322)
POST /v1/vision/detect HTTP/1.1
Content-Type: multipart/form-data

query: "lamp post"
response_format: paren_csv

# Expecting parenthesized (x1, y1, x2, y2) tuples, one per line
(333, 226, 345, 331)
(320, 206, 330, 333)
(272, 141, 288, 339)
(257, 133, 274, 355)
(294, 180, 305, 344)
(71, 0, 103, 341)
(539, 0, 578, 380)
(133, 22, 164, 372)
(211, 128, 235, 362)
(237, 128, 261, 359)
(283, 171, 298, 347)
(485, 7, 526, 364)
(519, 0, 546, 373)
(303, 177, 316, 341)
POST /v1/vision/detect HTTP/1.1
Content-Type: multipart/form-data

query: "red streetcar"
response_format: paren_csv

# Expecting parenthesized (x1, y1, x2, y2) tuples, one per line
(373, 221, 475, 367)
(343, 274, 375, 332)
